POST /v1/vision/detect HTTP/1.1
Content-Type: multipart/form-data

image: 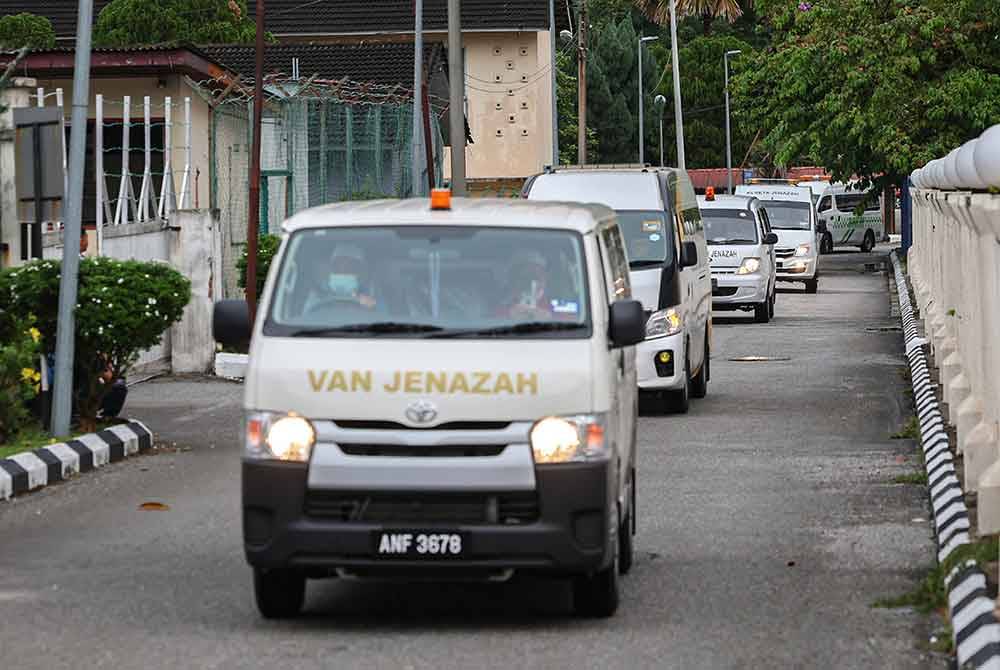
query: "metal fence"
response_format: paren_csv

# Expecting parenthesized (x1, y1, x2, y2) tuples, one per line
(199, 76, 445, 297)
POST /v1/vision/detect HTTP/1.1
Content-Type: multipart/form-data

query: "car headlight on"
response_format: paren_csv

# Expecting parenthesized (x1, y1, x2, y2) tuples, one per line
(794, 244, 811, 257)
(736, 257, 761, 275)
(530, 415, 608, 464)
(645, 307, 682, 339)
(245, 412, 315, 462)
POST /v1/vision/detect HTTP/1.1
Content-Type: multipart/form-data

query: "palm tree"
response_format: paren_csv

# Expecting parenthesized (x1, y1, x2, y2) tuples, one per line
(633, 0, 744, 35)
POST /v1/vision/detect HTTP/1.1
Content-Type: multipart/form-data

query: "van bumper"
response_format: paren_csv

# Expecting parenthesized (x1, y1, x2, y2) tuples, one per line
(711, 273, 768, 309)
(636, 331, 686, 391)
(242, 458, 616, 577)
(776, 257, 817, 282)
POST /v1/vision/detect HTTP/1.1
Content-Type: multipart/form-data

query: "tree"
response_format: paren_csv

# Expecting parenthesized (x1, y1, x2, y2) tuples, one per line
(733, 0, 1000, 193)
(0, 13, 56, 50)
(634, 0, 744, 35)
(94, 0, 256, 47)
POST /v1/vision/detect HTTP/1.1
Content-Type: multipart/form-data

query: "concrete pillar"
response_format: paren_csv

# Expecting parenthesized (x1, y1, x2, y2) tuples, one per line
(169, 209, 220, 373)
(0, 77, 37, 268)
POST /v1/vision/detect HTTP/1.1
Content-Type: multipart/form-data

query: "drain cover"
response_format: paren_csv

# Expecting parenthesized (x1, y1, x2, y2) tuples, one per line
(865, 326, 902, 333)
(728, 356, 791, 362)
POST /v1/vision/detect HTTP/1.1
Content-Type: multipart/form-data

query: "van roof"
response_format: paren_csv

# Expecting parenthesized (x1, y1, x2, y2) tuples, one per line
(525, 169, 671, 210)
(696, 194, 757, 210)
(280, 197, 617, 235)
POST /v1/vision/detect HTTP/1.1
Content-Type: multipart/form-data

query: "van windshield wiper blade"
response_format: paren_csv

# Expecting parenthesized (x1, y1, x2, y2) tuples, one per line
(427, 321, 586, 338)
(288, 322, 446, 336)
(629, 259, 666, 269)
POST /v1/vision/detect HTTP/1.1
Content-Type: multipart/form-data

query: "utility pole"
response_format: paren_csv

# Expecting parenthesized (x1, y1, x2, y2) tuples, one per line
(549, 0, 558, 167)
(669, 0, 685, 170)
(447, 0, 466, 194)
(246, 0, 265, 324)
(412, 0, 426, 196)
(51, 0, 94, 437)
(654, 94, 666, 167)
(724, 49, 741, 193)
(637, 36, 657, 166)
(577, 0, 587, 165)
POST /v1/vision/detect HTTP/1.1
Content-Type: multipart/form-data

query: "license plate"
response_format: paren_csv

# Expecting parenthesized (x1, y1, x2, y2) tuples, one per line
(373, 531, 466, 558)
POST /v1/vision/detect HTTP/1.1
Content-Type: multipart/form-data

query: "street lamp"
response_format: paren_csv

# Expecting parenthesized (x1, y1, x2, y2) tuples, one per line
(654, 94, 667, 167)
(724, 49, 742, 193)
(637, 35, 658, 166)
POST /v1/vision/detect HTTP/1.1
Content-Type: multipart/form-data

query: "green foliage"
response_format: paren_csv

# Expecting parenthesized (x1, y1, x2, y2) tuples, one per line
(0, 13, 56, 50)
(892, 472, 928, 485)
(94, 0, 257, 47)
(890, 416, 920, 440)
(733, 0, 1000, 189)
(556, 50, 599, 165)
(0, 315, 40, 443)
(0, 258, 190, 423)
(237, 234, 281, 300)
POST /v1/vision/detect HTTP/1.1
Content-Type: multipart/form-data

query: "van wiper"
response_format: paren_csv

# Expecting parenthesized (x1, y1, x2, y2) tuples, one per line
(629, 259, 666, 269)
(288, 322, 445, 336)
(720, 238, 757, 245)
(427, 321, 586, 338)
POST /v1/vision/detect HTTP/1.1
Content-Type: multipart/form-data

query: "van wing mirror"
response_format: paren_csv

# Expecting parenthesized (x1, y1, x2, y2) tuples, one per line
(609, 300, 646, 348)
(679, 240, 698, 268)
(763, 232, 779, 245)
(213, 299, 251, 347)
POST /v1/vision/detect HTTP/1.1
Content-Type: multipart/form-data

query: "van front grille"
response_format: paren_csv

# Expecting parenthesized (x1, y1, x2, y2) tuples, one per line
(305, 491, 540, 525)
(775, 248, 796, 259)
(338, 444, 506, 457)
(333, 420, 512, 431)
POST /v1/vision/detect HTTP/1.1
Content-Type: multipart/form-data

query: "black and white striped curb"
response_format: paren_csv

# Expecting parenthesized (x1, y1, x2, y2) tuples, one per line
(891, 251, 1000, 669)
(0, 421, 153, 501)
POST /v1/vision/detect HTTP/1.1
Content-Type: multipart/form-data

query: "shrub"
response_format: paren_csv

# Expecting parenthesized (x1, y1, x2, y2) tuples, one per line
(0, 13, 57, 50)
(236, 234, 281, 300)
(0, 258, 191, 430)
(0, 314, 40, 443)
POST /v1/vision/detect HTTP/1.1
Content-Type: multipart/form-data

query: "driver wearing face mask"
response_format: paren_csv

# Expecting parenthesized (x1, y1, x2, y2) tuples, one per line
(303, 243, 377, 313)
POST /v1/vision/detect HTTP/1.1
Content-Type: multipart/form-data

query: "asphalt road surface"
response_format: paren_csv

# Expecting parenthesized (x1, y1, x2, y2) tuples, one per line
(1, 248, 943, 669)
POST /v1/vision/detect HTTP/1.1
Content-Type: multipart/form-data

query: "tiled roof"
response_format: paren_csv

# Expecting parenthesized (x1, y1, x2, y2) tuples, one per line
(0, 1, 561, 38)
(201, 42, 445, 86)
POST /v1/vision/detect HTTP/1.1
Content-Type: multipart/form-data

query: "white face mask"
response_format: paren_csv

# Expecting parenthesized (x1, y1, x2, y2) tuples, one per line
(327, 273, 360, 298)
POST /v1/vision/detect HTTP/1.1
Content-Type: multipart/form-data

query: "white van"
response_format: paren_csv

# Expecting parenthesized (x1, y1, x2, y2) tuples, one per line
(734, 182, 821, 293)
(816, 183, 885, 253)
(212, 195, 644, 619)
(522, 167, 712, 413)
(698, 193, 778, 322)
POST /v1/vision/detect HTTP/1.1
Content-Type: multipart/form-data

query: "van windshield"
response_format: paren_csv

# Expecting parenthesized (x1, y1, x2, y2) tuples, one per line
(264, 226, 591, 339)
(614, 211, 674, 270)
(703, 209, 759, 245)
(762, 201, 812, 230)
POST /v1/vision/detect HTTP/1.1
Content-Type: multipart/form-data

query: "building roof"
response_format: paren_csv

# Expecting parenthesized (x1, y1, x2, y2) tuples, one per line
(0, 44, 231, 80)
(0, 1, 561, 39)
(282, 197, 616, 234)
(201, 42, 445, 87)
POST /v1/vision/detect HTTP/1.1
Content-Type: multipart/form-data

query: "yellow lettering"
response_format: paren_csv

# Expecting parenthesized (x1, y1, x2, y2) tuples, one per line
(426, 371, 447, 393)
(308, 370, 327, 392)
(449, 372, 470, 394)
(494, 372, 514, 394)
(326, 370, 349, 392)
(404, 371, 422, 393)
(517, 372, 539, 395)
(384, 372, 401, 393)
(472, 372, 491, 394)
(351, 370, 372, 392)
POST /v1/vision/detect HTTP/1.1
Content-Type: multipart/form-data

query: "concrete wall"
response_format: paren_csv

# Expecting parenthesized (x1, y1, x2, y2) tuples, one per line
(0, 78, 37, 269)
(908, 191, 1000, 533)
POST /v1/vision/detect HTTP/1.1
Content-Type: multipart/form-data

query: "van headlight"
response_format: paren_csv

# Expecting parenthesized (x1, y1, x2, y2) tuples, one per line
(645, 307, 682, 339)
(245, 412, 315, 462)
(736, 258, 761, 275)
(530, 415, 608, 464)
(794, 244, 811, 257)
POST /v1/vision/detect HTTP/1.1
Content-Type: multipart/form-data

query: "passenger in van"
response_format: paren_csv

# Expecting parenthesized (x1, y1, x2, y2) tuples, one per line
(497, 250, 556, 321)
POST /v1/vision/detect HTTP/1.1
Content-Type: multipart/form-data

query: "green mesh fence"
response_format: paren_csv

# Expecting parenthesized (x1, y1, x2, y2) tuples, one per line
(206, 82, 444, 298)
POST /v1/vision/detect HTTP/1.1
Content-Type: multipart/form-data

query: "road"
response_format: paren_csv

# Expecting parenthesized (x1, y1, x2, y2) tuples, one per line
(0, 248, 942, 669)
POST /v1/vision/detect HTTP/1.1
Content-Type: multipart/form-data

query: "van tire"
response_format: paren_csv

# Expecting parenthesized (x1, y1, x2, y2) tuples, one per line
(663, 356, 690, 414)
(820, 232, 834, 254)
(767, 292, 775, 319)
(574, 540, 620, 618)
(754, 299, 770, 323)
(804, 279, 818, 294)
(254, 568, 305, 619)
(861, 230, 876, 253)
(618, 504, 634, 575)
(690, 334, 708, 399)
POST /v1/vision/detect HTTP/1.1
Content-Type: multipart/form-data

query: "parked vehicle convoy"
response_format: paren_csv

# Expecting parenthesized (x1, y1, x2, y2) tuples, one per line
(734, 182, 821, 293)
(815, 183, 885, 253)
(212, 194, 644, 620)
(522, 166, 712, 413)
(698, 191, 778, 323)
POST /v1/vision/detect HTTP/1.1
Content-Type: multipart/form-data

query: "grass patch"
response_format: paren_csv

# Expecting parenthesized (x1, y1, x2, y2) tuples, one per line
(893, 472, 929, 485)
(0, 421, 116, 459)
(891, 416, 921, 440)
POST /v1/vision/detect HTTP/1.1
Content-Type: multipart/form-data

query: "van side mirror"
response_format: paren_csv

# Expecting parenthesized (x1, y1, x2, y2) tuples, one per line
(763, 232, 779, 245)
(609, 300, 645, 348)
(213, 299, 251, 348)
(679, 240, 698, 268)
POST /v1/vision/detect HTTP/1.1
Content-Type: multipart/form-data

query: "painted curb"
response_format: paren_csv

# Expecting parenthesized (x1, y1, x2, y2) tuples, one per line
(891, 251, 1000, 668)
(0, 421, 154, 501)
